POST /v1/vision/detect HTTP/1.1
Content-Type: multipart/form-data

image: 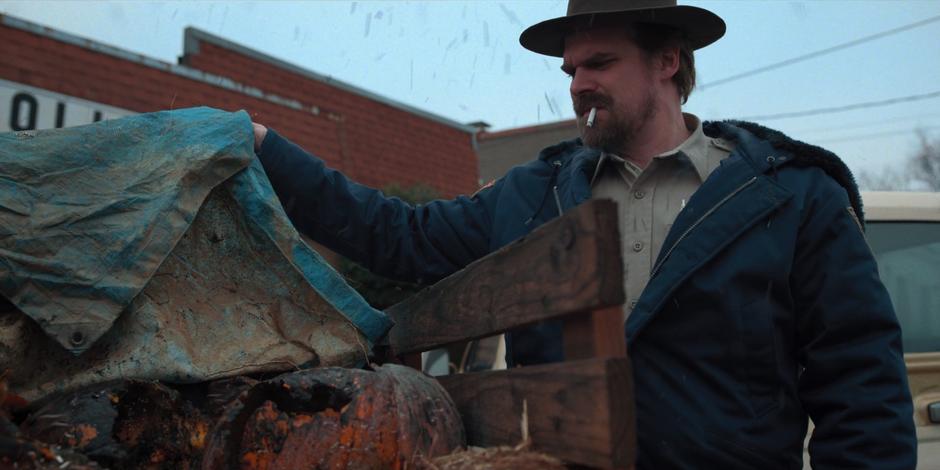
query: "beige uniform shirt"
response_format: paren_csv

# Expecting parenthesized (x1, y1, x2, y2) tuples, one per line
(591, 113, 734, 319)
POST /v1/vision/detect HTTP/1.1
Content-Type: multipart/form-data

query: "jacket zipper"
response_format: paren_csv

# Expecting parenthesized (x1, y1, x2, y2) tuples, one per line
(552, 184, 563, 216)
(525, 160, 564, 225)
(649, 176, 757, 279)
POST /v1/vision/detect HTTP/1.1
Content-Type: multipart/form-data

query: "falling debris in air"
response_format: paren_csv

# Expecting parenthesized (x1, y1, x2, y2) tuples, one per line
(544, 92, 558, 117)
(498, 3, 522, 26)
(219, 5, 228, 31)
(470, 55, 478, 87)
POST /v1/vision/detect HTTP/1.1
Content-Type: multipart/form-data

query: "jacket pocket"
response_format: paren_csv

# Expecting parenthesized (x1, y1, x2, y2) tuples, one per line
(738, 291, 780, 417)
(705, 431, 796, 470)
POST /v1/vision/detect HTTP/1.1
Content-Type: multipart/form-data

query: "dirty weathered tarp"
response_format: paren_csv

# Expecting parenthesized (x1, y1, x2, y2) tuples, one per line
(0, 107, 393, 401)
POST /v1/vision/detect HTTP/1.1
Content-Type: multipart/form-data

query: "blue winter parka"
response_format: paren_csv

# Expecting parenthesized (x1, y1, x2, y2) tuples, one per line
(256, 120, 916, 469)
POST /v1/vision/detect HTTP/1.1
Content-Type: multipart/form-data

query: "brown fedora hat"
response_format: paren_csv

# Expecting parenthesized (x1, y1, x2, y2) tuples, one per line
(519, 0, 726, 57)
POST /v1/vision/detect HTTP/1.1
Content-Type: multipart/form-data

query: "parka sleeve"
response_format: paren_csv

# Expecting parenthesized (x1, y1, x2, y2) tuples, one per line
(256, 129, 496, 285)
(792, 178, 916, 469)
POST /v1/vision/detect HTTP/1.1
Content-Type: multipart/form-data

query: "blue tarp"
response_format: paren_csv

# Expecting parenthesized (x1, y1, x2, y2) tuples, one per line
(0, 107, 392, 357)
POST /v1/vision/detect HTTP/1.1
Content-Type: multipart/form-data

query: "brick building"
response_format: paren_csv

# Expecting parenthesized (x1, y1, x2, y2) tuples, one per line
(0, 14, 480, 198)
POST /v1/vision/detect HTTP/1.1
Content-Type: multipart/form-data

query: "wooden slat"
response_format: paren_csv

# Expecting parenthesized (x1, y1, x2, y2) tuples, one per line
(437, 357, 635, 469)
(563, 305, 626, 361)
(386, 199, 624, 355)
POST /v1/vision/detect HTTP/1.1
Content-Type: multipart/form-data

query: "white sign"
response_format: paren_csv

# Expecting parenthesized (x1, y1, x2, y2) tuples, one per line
(0, 79, 133, 132)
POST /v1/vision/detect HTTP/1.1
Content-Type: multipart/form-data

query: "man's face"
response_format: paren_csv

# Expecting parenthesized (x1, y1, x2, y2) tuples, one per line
(562, 27, 658, 154)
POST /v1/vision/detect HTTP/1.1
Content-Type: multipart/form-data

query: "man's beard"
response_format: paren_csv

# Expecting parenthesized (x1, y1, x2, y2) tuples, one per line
(574, 90, 656, 155)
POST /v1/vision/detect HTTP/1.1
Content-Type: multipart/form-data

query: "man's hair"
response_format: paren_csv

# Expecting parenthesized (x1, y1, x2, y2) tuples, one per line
(630, 23, 696, 104)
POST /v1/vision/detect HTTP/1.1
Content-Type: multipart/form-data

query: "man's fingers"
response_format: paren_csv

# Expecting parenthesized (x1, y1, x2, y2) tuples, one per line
(252, 123, 268, 152)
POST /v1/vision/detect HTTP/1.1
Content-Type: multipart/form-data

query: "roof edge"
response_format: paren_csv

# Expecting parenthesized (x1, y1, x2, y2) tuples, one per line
(183, 27, 477, 134)
(0, 14, 475, 134)
(479, 118, 577, 141)
(1, 14, 321, 116)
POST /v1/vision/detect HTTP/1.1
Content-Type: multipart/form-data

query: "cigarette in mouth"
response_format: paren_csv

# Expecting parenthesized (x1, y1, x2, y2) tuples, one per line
(586, 107, 597, 127)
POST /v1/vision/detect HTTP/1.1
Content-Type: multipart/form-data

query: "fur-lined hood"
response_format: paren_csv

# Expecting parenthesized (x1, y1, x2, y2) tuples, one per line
(704, 119, 864, 224)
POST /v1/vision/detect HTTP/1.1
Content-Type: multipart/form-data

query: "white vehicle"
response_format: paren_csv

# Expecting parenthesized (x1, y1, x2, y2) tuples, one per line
(866, 191, 940, 468)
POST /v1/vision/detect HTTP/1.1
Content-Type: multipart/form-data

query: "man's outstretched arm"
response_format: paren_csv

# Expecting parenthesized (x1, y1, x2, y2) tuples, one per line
(251, 123, 497, 285)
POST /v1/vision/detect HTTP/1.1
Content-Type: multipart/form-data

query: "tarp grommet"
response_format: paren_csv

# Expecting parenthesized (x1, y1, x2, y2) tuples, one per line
(70, 330, 85, 347)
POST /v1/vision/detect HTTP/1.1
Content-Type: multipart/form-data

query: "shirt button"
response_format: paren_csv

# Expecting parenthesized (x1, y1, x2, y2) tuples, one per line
(634, 190, 645, 199)
(632, 241, 644, 252)
(629, 300, 638, 310)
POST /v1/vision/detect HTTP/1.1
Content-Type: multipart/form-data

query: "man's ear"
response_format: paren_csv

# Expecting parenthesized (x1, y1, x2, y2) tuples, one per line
(657, 46, 680, 80)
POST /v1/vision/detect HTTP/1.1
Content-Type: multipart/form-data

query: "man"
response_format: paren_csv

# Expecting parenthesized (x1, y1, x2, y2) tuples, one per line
(251, 1, 916, 467)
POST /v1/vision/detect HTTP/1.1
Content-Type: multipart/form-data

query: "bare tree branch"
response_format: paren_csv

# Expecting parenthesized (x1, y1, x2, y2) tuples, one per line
(856, 129, 940, 192)
(909, 130, 940, 191)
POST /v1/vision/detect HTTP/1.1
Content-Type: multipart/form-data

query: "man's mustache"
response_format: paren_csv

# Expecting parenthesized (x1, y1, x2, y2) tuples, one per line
(573, 93, 612, 116)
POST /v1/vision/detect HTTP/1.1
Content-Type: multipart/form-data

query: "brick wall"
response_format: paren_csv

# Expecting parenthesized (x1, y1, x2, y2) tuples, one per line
(0, 18, 479, 198)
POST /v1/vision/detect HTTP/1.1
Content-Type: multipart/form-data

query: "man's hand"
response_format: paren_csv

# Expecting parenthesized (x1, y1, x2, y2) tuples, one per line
(252, 123, 268, 153)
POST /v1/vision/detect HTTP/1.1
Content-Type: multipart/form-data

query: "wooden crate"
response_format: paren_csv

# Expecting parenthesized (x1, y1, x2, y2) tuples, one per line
(383, 200, 635, 469)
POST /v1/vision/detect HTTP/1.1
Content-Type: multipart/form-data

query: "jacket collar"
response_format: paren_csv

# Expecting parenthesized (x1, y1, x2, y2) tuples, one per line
(538, 138, 601, 209)
(537, 120, 860, 221)
(703, 120, 864, 225)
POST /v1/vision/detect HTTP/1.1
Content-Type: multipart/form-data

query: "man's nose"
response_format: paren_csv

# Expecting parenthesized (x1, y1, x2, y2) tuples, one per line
(569, 70, 597, 96)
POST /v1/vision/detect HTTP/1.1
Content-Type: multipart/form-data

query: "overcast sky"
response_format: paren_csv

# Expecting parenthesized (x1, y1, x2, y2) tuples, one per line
(2, 1, 939, 180)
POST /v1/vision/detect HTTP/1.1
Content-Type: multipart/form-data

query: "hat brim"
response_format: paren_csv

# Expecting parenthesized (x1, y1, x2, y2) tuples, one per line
(519, 5, 726, 57)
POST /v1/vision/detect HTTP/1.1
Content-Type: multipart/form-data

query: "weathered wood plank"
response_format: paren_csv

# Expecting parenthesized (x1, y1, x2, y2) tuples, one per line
(386, 199, 624, 355)
(437, 357, 635, 469)
(563, 305, 626, 361)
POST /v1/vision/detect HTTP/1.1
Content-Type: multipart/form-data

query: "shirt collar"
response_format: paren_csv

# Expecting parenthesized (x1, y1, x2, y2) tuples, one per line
(590, 152, 624, 186)
(590, 113, 712, 185)
(653, 113, 711, 182)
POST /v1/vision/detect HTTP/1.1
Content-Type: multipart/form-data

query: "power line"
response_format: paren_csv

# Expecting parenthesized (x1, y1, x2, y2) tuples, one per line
(813, 125, 940, 145)
(699, 15, 940, 90)
(790, 112, 940, 135)
(734, 90, 940, 122)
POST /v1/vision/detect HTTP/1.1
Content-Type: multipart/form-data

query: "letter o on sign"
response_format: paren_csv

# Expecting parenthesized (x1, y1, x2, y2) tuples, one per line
(11, 92, 38, 131)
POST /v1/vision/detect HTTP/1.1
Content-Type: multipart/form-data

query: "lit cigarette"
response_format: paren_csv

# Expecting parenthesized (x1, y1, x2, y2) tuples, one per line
(586, 107, 597, 127)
